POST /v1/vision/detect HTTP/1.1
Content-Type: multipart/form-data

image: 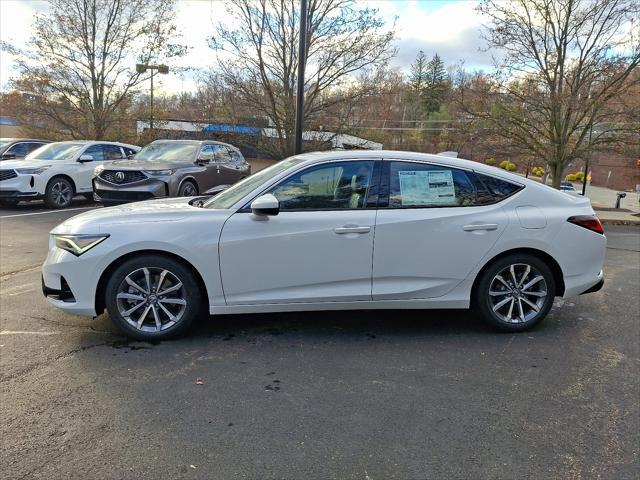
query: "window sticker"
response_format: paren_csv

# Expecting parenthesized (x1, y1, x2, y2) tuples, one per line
(398, 170, 456, 206)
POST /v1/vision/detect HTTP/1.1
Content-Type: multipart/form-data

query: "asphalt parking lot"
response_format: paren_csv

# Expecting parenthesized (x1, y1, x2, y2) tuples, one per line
(1, 203, 638, 479)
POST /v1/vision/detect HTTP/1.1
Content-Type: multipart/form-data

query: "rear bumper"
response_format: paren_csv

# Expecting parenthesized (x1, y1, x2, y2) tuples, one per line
(579, 275, 604, 295)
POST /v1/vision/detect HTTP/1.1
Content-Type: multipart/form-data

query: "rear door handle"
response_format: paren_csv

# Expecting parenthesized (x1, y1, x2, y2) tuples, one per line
(334, 226, 371, 234)
(463, 223, 498, 231)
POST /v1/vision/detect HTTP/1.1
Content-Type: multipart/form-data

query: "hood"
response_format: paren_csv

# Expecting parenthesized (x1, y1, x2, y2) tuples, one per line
(51, 197, 226, 234)
(105, 159, 192, 170)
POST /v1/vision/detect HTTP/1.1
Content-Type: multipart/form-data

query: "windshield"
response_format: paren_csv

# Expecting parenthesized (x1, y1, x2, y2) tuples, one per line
(27, 143, 84, 160)
(134, 142, 199, 162)
(204, 156, 303, 209)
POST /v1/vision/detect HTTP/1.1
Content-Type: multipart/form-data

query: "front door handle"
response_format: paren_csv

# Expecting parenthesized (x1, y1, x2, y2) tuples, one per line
(463, 223, 498, 231)
(334, 226, 371, 234)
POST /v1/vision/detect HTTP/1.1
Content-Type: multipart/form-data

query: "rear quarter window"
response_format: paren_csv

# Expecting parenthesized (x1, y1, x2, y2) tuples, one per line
(472, 172, 523, 204)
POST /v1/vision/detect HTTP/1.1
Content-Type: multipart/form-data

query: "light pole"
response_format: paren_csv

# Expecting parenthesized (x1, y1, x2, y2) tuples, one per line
(136, 63, 169, 134)
(294, 0, 308, 155)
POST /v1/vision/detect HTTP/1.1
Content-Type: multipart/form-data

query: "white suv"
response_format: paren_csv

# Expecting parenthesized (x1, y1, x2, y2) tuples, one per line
(0, 140, 140, 208)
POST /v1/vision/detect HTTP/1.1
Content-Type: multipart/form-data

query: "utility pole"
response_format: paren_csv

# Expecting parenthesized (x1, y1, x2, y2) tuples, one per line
(582, 121, 593, 196)
(294, 0, 308, 155)
(136, 63, 169, 136)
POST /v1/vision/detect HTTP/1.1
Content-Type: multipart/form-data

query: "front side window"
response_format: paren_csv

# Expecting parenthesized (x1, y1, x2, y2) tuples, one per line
(270, 161, 374, 210)
(27, 142, 84, 161)
(210, 145, 231, 163)
(103, 144, 124, 160)
(26, 142, 47, 153)
(387, 161, 475, 208)
(5, 142, 29, 157)
(83, 144, 104, 161)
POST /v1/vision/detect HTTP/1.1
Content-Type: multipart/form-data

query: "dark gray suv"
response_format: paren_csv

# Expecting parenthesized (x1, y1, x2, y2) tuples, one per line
(93, 140, 251, 204)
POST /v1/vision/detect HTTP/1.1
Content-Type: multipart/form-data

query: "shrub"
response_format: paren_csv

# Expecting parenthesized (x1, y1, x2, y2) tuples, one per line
(566, 173, 577, 181)
(574, 171, 585, 181)
(531, 166, 545, 177)
(499, 160, 509, 169)
(506, 162, 517, 171)
(484, 158, 496, 165)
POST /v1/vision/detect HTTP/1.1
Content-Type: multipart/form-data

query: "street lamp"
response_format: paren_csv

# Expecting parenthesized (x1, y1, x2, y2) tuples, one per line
(294, 0, 308, 155)
(136, 63, 169, 134)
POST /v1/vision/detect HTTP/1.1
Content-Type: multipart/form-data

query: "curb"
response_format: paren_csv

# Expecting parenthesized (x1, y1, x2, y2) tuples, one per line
(599, 218, 640, 226)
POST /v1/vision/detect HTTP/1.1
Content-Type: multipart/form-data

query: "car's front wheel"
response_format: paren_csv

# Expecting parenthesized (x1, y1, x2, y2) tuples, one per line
(44, 177, 74, 209)
(105, 255, 202, 340)
(475, 254, 556, 332)
(178, 180, 198, 197)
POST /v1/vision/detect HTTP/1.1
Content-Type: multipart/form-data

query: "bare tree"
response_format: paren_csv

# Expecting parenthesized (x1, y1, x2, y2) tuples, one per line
(209, 0, 395, 158)
(463, 0, 639, 187)
(10, 0, 184, 140)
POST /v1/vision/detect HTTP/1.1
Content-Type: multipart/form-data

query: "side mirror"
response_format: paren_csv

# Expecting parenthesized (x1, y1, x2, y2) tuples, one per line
(250, 193, 279, 216)
(1, 152, 16, 160)
(197, 151, 213, 164)
(78, 154, 93, 162)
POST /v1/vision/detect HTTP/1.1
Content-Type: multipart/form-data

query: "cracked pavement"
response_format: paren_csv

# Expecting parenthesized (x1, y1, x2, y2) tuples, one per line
(1, 205, 639, 479)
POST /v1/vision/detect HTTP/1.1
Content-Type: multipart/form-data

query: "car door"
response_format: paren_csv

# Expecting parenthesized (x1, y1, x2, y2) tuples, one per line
(218, 160, 379, 305)
(372, 160, 510, 299)
(74, 144, 105, 192)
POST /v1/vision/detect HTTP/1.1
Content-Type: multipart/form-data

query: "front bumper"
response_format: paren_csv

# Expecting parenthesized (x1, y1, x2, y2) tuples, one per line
(0, 174, 46, 199)
(42, 246, 101, 316)
(93, 177, 168, 204)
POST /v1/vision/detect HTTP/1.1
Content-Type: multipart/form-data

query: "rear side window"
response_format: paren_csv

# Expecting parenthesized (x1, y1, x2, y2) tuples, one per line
(27, 142, 47, 153)
(473, 172, 523, 203)
(387, 161, 476, 208)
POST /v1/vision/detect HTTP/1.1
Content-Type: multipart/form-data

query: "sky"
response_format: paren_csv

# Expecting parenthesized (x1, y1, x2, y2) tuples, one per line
(0, 0, 492, 94)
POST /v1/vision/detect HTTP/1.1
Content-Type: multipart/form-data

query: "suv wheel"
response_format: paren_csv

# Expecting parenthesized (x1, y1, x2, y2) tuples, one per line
(105, 255, 202, 340)
(178, 181, 198, 197)
(45, 177, 74, 209)
(475, 254, 556, 332)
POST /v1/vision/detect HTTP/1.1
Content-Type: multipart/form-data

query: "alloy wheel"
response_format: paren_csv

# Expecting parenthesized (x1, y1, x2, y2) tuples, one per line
(116, 267, 187, 332)
(181, 183, 197, 196)
(51, 181, 72, 206)
(488, 263, 548, 324)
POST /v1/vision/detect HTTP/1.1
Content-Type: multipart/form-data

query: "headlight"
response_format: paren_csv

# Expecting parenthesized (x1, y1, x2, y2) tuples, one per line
(53, 234, 109, 256)
(16, 166, 50, 174)
(94, 164, 105, 175)
(142, 169, 175, 176)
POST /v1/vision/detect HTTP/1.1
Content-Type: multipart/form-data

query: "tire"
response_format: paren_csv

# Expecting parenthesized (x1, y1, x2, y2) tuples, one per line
(0, 199, 18, 207)
(178, 180, 198, 197)
(474, 254, 556, 332)
(44, 176, 74, 209)
(105, 255, 203, 341)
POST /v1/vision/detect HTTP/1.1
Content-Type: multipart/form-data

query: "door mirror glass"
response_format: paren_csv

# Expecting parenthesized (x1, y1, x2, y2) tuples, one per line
(1, 152, 16, 160)
(78, 154, 93, 162)
(250, 193, 279, 216)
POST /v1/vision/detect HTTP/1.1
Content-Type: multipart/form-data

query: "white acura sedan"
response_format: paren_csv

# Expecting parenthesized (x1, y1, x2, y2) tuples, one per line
(42, 151, 606, 340)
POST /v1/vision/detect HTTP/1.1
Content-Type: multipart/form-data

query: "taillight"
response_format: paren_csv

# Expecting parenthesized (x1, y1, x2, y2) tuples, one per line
(567, 215, 604, 234)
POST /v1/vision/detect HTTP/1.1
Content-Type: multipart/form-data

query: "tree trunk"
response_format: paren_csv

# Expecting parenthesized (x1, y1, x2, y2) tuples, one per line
(550, 164, 564, 189)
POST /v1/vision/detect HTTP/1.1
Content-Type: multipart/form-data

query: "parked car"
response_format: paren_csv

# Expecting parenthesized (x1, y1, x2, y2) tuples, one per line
(0, 140, 140, 208)
(559, 181, 582, 196)
(92, 140, 250, 204)
(43, 150, 606, 341)
(0, 138, 50, 160)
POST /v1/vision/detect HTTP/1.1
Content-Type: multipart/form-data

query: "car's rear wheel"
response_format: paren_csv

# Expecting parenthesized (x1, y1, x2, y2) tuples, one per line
(178, 180, 198, 197)
(105, 255, 202, 340)
(44, 177, 74, 209)
(475, 254, 556, 332)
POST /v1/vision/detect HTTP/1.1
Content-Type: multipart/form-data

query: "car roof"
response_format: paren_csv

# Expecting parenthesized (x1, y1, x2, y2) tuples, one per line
(292, 150, 528, 183)
(43, 140, 140, 148)
(149, 139, 238, 149)
(0, 138, 50, 143)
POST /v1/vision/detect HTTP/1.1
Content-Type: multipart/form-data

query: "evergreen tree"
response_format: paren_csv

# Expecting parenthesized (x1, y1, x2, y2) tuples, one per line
(421, 53, 449, 114)
(409, 51, 428, 92)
